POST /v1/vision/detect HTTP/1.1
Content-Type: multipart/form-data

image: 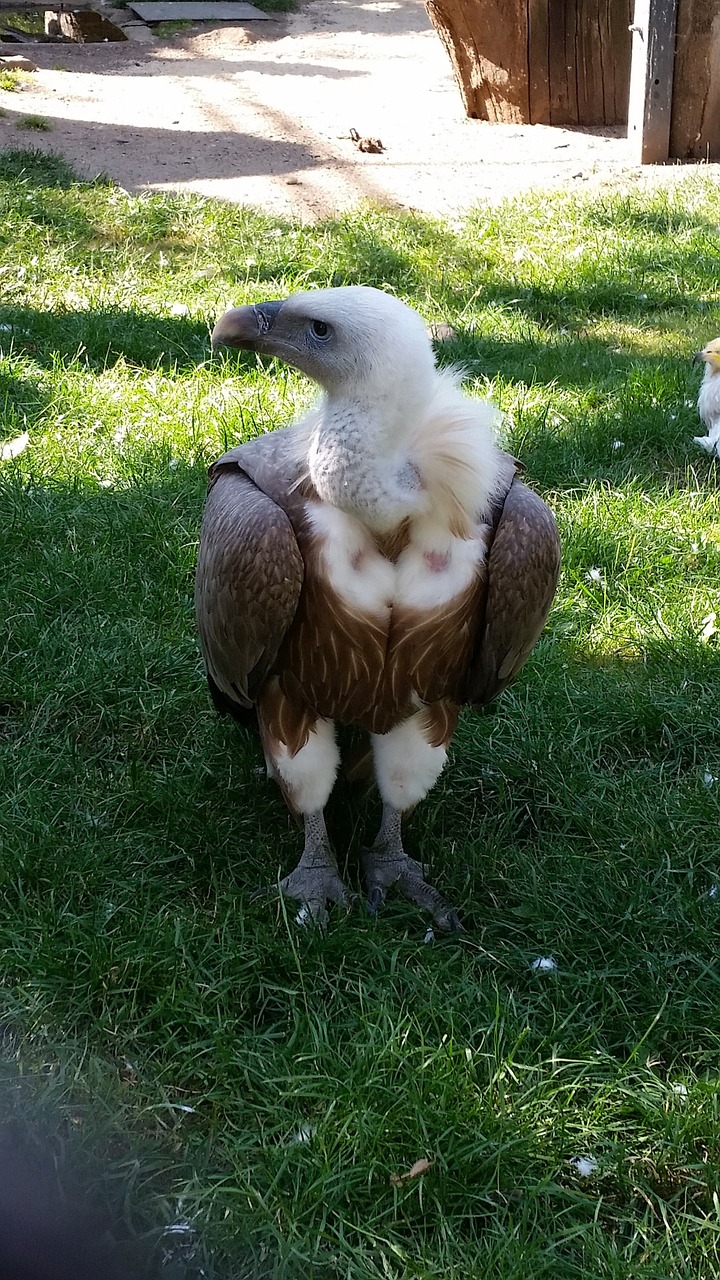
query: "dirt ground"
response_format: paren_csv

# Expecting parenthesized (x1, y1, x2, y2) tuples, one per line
(0, 0, 718, 221)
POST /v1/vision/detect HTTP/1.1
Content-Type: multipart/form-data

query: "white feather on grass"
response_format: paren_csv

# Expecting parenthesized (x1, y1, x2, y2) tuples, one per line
(1, 431, 29, 461)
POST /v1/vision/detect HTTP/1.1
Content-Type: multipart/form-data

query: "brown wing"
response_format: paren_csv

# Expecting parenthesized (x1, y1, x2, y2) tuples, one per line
(465, 480, 560, 707)
(194, 463, 304, 718)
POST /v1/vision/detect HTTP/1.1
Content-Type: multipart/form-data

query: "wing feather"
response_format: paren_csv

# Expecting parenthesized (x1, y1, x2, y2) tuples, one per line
(465, 480, 560, 707)
(195, 464, 304, 717)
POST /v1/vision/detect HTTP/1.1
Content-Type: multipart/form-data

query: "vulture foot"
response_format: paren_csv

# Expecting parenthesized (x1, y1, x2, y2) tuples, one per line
(252, 810, 355, 927)
(362, 806, 461, 931)
(282, 861, 355, 926)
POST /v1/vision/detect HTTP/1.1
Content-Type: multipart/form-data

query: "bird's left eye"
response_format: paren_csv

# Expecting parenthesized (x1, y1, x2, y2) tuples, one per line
(311, 320, 330, 339)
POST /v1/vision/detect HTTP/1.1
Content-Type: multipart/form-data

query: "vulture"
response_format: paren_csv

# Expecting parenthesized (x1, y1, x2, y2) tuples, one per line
(693, 337, 720, 459)
(196, 286, 561, 929)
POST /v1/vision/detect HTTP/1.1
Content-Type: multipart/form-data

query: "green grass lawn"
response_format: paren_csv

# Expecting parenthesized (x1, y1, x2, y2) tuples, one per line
(1, 146, 719, 1278)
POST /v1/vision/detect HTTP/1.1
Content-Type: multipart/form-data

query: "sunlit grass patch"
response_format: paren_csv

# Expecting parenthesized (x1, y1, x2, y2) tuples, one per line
(0, 68, 33, 92)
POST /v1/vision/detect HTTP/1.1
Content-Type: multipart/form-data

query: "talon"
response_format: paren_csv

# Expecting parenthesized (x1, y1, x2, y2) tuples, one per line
(363, 814, 459, 927)
(367, 885, 385, 915)
(296, 901, 328, 929)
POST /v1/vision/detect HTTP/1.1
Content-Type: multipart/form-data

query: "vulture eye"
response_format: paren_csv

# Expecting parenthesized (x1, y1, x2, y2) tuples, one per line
(311, 319, 330, 339)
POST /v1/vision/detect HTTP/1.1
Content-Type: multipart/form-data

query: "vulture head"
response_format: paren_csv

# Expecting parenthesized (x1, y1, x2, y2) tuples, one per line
(694, 337, 720, 374)
(212, 287, 456, 531)
(212, 285, 436, 434)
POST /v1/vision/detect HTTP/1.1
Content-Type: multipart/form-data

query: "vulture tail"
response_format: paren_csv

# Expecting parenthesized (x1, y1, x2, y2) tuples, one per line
(206, 672, 259, 733)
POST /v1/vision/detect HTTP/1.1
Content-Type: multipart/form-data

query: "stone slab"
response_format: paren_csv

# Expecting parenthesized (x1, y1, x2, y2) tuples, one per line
(128, 1, 270, 20)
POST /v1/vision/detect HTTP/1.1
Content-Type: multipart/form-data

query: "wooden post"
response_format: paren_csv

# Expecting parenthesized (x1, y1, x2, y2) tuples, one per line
(627, 0, 678, 161)
(424, 0, 632, 125)
(424, 0, 530, 122)
(670, 0, 720, 160)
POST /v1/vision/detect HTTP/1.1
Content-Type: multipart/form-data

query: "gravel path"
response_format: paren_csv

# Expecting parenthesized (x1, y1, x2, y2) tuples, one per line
(0, 0, 716, 220)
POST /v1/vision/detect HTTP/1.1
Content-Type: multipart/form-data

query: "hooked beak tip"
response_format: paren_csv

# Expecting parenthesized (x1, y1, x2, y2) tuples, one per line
(211, 306, 254, 350)
(211, 300, 284, 351)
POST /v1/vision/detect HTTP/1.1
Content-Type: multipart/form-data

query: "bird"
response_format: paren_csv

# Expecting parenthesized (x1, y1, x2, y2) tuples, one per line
(196, 286, 561, 929)
(693, 337, 720, 458)
(349, 127, 385, 153)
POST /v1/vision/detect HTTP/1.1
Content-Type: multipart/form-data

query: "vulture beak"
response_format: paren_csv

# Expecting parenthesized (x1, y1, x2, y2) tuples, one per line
(211, 300, 284, 351)
(693, 350, 705, 365)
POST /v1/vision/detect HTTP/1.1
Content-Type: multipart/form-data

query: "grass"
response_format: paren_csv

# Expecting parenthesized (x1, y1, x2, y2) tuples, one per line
(0, 9, 46, 34)
(155, 19, 196, 33)
(15, 114, 52, 131)
(251, 0, 297, 14)
(0, 69, 31, 92)
(1, 145, 719, 1278)
(0, 9, 45, 34)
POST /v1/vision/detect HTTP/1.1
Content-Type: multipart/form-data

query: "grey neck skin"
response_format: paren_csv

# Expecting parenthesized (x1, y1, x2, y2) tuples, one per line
(307, 387, 431, 531)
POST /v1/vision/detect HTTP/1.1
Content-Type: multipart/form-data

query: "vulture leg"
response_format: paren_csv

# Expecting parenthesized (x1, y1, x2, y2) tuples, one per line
(271, 810, 355, 927)
(363, 804, 461, 931)
(255, 699, 354, 923)
(363, 708, 461, 931)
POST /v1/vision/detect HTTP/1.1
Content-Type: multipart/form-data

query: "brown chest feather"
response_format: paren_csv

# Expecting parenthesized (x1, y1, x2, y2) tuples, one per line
(275, 524, 487, 735)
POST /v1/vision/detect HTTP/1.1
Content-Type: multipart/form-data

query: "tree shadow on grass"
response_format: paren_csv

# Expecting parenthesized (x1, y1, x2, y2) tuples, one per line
(2, 297, 717, 500)
(0, 114, 324, 184)
(1, 149, 718, 495)
(0, 364, 52, 444)
(0, 147, 83, 189)
(1, 303, 213, 372)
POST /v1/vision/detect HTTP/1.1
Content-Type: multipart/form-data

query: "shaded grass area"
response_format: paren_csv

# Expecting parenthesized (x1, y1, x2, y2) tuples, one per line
(1, 147, 720, 1277)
